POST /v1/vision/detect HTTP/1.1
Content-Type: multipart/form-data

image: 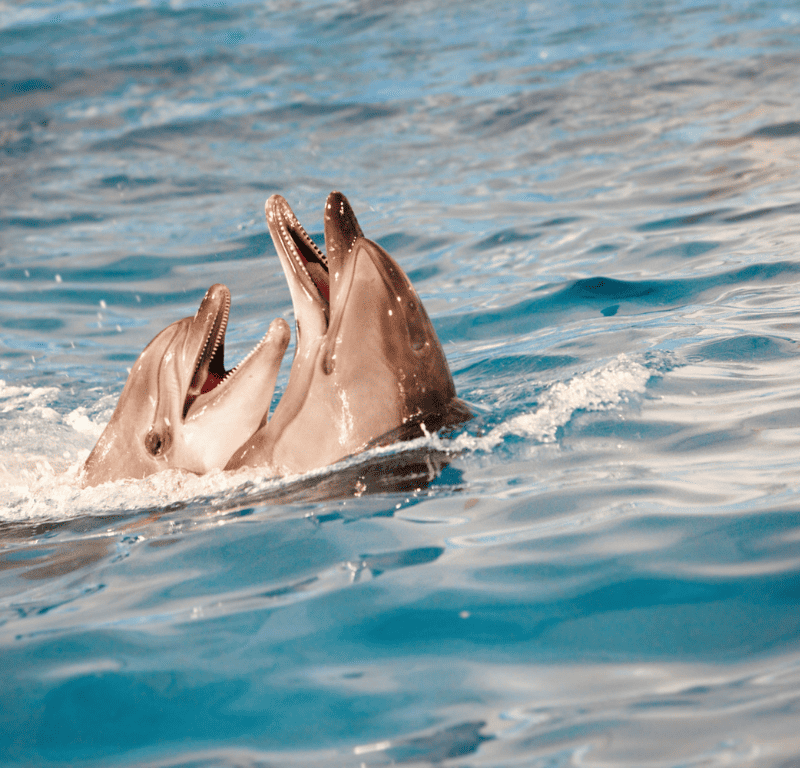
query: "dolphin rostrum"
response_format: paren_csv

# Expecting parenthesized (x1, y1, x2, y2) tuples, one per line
(82, 284, 289, 487)
(225, 191, 471, 476)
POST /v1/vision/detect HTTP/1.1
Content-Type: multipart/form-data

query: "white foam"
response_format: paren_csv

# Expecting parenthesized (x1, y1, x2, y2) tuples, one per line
(0, 379, 60, 411)
(479, 353, 651, 449)
(0, 354, 655, 522)
(0, 380, 115, 520)
(64, 406, 107, 437)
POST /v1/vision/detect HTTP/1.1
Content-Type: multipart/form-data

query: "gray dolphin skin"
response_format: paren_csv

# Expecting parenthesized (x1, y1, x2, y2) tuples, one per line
(225, 191, 471, 476)
(82, 284, 289, 486)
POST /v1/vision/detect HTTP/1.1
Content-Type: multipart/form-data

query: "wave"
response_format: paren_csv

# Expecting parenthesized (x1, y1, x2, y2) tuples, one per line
(0, 353, 666, 524)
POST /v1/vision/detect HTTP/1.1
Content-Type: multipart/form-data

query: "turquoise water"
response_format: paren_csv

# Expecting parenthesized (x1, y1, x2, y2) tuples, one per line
(3, 0, 800, 765)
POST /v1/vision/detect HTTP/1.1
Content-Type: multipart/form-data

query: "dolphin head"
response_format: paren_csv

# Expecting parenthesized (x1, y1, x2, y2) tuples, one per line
(226, 191, 470, 475)
(82, 284, 289, 486)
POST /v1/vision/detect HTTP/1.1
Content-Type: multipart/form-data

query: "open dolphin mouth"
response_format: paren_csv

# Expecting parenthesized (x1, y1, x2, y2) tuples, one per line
(264, 192, 367, 366)
(82, 279, 290, 486)
(266, 196, 330, 319)
(221, 190, 470, 478)
(182, 284, 229, 416)
(182, 283, 285, 420)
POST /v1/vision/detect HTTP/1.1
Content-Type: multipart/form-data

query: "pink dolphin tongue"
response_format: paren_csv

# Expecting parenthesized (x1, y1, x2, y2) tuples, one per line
(305, 260, 329, 302)
(200, 371, 225, 394)
(287, 230, 329, 302)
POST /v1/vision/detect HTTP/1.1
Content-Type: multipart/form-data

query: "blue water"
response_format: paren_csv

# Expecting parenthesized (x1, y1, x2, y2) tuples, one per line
(3, 0, 800, 765)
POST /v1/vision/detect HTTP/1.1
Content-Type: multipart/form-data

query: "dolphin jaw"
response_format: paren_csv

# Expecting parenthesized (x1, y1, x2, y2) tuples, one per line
(183, 289, 289, 425)
(222, 190, 471, 477)
(266, 195, 330, 333)
(182, 284, 231, 418)
(180, 316, 290, 473)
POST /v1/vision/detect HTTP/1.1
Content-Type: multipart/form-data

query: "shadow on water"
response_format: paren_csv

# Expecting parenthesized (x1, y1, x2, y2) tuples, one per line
(0, 444, 465, 580)
(231, 445, 465, 511)
(6, 0, 800, 764)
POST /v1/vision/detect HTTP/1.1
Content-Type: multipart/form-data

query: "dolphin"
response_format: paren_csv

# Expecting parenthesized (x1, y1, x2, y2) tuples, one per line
(82, 284, 289, 487)
(225, 191, 471, 476)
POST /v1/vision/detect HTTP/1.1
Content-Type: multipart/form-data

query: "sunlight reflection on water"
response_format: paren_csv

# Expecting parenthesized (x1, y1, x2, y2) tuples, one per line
(2, 0, 800, 765)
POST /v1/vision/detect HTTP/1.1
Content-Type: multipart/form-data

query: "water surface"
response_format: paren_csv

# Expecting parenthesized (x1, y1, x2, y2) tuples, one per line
(3, 1, 800, 765)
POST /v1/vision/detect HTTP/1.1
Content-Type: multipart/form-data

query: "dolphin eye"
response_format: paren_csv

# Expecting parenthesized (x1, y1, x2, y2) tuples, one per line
(145, 428, 170, 457)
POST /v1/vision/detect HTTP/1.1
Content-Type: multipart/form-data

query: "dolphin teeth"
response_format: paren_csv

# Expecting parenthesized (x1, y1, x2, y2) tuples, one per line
(184, 287, 231, 417)
(274, 200, 330, 304)
(222, 324, 274, 381)
(196, 300, 229, 380)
